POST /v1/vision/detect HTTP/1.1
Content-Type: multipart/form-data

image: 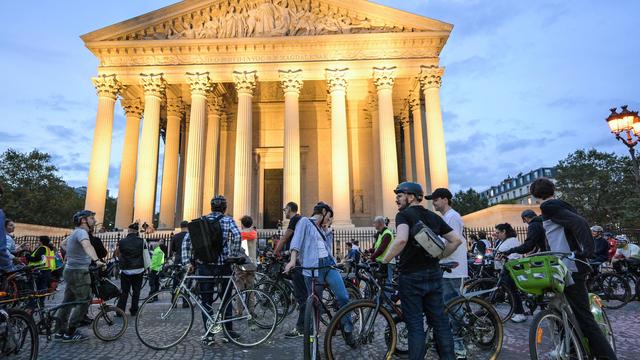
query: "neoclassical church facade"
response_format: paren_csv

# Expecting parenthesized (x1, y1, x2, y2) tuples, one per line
(81, 0, 452, 229)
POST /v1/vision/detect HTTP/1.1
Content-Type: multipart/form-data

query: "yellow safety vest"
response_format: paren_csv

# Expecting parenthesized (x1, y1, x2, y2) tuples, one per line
(374, 228, 395, 263)
(28, 246, 56, 271)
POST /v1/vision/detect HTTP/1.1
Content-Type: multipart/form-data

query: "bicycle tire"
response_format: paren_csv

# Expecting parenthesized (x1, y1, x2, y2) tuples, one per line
(135, 289, 194, 350)
(595, 273, 631, 309)
(221, 289, 277, 347)
(529, 309, 585, 360)
(304, 296, 320, 360)
(445, 296, 503, 360)
(4, 308, 39, 360)
(600, 308, 616, 353)
(255, 279, 289, 325)
(325, 299, 396, 360)
(93, 305, 128, 341)
(465, 278, 515, 323)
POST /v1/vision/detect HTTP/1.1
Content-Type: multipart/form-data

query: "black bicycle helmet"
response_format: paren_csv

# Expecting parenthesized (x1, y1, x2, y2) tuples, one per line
(313, 201, 334, 216)
(394, 182, 424, 201)
(210, 195, 228, 212)
(73, 210, 95, 226)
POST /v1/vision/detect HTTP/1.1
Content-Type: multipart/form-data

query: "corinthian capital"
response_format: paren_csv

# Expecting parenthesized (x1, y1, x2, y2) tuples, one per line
(166, 97, 184, 117)
(408, 95, 421, 112)
(279, 69, 304, 95)
(233, 71, 257, 95)
(373, 67, 396, 90)
(186, 72, 213, 97)
(207, 96, 224, 115)
(139, 73, 166, 98)
(325, 68, 348, 92)
(92, 74, 121, 100)
(121, 98, 143, 118)
(419, 65, 444, 89)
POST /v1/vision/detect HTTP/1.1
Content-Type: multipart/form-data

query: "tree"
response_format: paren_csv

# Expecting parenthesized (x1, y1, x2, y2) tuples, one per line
(452, 188, 489, 216)
(0, 149, 85, 228)
(555, 149, 640, 228)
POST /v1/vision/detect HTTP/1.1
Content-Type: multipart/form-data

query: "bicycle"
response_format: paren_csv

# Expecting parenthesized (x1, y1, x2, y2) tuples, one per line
(325, 261, 503, 360)
(135, 256, 277, 350)
(0, 307, 38, 359)
(505, 251, 616, 360)
(31, 266, 128, 342)
(586, 262, 631, 309)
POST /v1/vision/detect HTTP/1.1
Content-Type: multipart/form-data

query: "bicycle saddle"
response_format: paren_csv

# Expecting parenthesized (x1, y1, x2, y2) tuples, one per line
(224, 256, 247, 265)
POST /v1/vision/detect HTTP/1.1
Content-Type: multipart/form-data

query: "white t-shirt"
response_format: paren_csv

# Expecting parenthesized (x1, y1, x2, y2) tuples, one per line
(317, 236, 329, 258)
(494, 237, 522, 270)
(440, 208, 468, 279)
(616, 243, 640, 258)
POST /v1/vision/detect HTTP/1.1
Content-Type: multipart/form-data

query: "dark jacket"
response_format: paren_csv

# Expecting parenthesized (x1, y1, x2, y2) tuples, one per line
(170, 231, 188, 263)
(540, 199, 593, 274)
(89, 233, 109, 260)
(505, 216, 548, 255)
(118, 233, 145, 271)
(592, 236, 609, 263)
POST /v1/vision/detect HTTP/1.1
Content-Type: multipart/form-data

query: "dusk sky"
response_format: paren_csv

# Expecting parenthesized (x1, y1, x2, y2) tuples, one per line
(1, 0, 639, 197)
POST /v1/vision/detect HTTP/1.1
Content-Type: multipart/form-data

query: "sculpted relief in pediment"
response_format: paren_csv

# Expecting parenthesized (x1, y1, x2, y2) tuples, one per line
(111, 0, 413, 41)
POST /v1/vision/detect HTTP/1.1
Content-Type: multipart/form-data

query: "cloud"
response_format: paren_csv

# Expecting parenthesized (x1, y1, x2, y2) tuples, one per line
(0, 131, 24, 143)
(22, 94, 90, 112)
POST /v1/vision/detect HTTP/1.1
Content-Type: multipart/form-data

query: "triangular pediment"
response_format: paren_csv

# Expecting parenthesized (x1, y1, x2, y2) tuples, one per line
(81, 0, 452, 43)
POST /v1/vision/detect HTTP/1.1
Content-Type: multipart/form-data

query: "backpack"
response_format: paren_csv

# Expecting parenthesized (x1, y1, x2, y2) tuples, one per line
(188, 215, 224, 264)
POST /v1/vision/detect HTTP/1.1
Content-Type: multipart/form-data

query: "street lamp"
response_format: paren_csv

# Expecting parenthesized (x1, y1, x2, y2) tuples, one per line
(606, 105, 640, 190)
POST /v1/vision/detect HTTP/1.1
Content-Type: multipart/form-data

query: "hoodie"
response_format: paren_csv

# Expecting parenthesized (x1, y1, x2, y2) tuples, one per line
(540, 199, 593, 274)
(504, 216, 548, 256)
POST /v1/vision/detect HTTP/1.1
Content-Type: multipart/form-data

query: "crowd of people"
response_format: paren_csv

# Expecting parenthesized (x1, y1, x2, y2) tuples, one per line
(2, 177, 637, 360)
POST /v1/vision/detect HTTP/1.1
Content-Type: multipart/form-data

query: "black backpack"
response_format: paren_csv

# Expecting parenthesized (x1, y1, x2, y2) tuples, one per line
(187, 215, 224, 264)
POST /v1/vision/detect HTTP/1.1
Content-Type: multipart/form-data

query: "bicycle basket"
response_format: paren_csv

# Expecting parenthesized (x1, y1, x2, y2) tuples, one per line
(505, 255, 568, 295)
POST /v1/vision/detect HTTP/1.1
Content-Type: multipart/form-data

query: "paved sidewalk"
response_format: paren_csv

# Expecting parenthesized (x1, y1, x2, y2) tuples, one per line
(38, 283, 640, 359)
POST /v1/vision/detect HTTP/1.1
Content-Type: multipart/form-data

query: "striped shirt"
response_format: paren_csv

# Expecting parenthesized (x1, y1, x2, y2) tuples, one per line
(181, 212, 241, 266)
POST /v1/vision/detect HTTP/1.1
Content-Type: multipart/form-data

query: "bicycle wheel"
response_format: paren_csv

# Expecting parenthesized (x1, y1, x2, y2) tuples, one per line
(445, 296, 503, 360)
(325, 299, 395, 360)
(93, 305, 128, 341)
(4, 308, 38, 360)
(255, 279, 289, 325)
(600, 308, 616, 353)
(387, 316, 408, 354)
(530, 309, 585, 360)
(135, 289, 194, 350)
(304, 296, 320, 360)
(594, 273, 631, 309)
(221, 289, 277, 347)
(465, 278, 515, 323)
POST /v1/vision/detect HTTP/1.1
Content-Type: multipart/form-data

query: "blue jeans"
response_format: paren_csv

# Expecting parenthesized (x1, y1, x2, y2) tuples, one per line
(441, 277, 465, 353)
(304, 257, 352, 333)
(197, 263, 232, 332)
(291, 266, 308, 332)
(399, 268, 455, 360)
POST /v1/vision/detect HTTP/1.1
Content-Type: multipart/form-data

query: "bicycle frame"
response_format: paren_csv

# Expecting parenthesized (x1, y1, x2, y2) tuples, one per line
(172, 270, 252, 337)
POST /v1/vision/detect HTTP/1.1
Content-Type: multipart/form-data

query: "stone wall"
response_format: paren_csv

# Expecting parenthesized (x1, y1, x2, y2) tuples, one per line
(13, 223, 72, 237)
(462, 204, 540, 228)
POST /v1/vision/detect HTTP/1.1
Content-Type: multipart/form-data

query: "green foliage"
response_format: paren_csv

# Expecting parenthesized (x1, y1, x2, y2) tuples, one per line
(0, 149, 84, 228)
(555, 148, 640, 227)
(452, 188, 489, 216)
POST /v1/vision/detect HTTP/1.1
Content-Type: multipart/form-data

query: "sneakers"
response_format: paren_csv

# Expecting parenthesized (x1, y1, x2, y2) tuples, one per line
(454, 340, 467, 360)
(511, 314, 527, 323)
(225, 330, 241, 341)
(284, 328, 303, 338)
(201, 334, 216, 346)
(53, 332, 65, 341)
(62, 331, 89, 343)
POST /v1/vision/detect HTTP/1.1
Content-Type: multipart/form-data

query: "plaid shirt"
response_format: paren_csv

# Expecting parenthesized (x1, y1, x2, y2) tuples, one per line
(181, 212, 241, 266)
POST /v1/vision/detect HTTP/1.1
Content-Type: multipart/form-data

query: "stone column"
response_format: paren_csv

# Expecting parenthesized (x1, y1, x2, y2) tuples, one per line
(367, 95, 383, 216)
(217, 114, 229, 196)
(232, 71, 257, 221)
(279, 69, 303, 208)
(420, 65, 449, 190)
(402, 116, 414, 182)
(85, 74, 121, 225)
(409, 95, 428, 189)
(202, 96, 222, 214)
(175, 117, 188, 224)
(133, 74, 165, 225)
(183, 73, 212, 221)
(325, 69, 352, 227)
(373, 67, 399, 225)
(158, 98, 184, 229)
(114, 98, 143, 229)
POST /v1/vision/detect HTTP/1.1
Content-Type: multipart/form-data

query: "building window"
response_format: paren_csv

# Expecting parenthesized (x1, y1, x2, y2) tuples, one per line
(544, 169, 551, 176)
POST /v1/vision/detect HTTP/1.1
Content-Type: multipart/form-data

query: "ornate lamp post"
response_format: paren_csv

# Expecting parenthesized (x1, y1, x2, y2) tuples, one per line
(606, 105, 640, 190)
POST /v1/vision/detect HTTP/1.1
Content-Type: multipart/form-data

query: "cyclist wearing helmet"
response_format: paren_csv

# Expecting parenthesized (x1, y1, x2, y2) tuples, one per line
(56, 210, 104, 343)
(381, 182, 463, 360)
(284, 201, 354, 346)
(613, 235, 640, 261)
(590, 225, 609, 264)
